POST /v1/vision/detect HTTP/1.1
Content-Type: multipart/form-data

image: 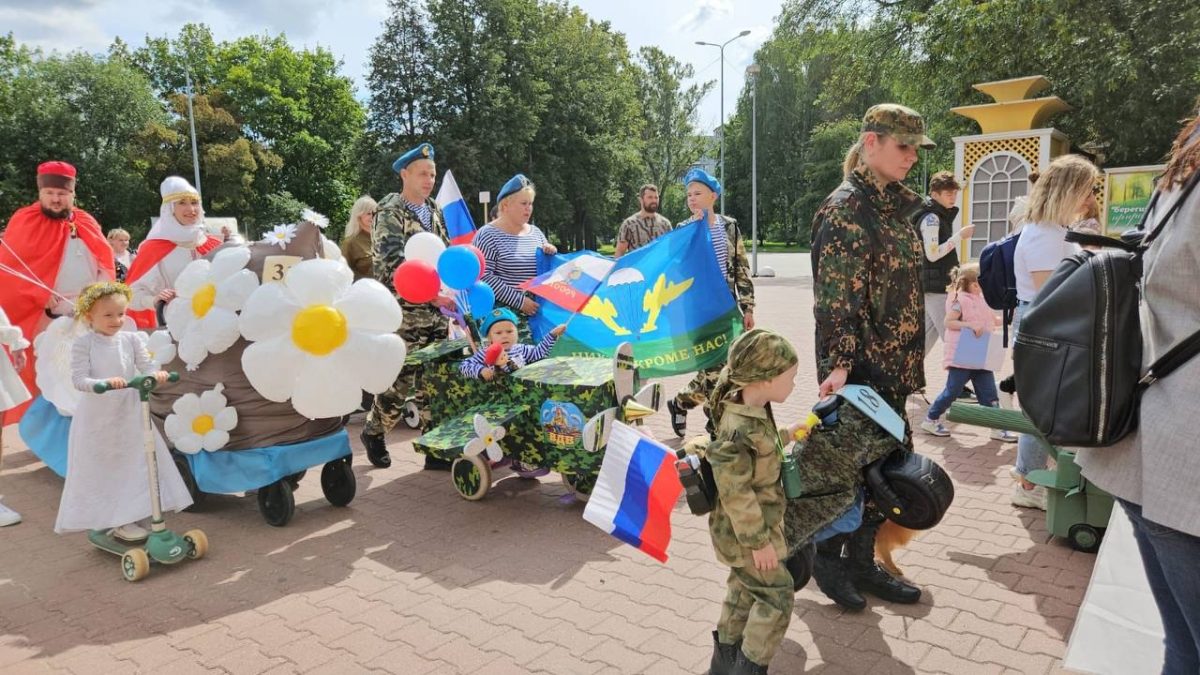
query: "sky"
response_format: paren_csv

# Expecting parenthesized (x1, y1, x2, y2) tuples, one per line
(0, 0, 784, 134)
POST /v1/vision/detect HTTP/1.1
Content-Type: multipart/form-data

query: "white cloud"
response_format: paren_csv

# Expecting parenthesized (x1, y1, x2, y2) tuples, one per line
(673, 0, 733, 33)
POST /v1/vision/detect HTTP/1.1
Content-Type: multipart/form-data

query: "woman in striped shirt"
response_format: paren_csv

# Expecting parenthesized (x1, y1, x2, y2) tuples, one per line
(474, 174, 557, 316)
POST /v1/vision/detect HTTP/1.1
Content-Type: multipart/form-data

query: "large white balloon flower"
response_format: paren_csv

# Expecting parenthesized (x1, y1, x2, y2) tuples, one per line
(163, 247, 260, 370)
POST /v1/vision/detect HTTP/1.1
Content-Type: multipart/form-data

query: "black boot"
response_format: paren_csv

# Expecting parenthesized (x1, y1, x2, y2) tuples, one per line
(360, 429, 391, 468)
(667, 398, 687, 437)
(784, 541, 815, 591)
(849, 513, 921, 604)
(730, 648, 769, 674)
(811, 534, 866, 611)
(709, 631, 739, 675)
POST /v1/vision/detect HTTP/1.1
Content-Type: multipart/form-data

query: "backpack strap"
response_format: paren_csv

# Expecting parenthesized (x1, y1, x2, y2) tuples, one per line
(1064, 231, 1140, 251)
(1140, 168, 1200, 249)
(1139, 330, 1200, 389)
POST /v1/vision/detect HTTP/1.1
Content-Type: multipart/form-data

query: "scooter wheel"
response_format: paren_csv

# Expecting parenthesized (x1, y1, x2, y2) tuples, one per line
(321, 457, 356, 507)
(122, 548, 150, 582)
(257, 480, 295, 527)
(184, 529, 209, 560)
(451, 454, 491, 501)
(174, 454, 206, 512)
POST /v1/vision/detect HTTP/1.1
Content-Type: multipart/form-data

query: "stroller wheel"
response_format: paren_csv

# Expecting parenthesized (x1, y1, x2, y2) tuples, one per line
(402, 399, 422, 429)
(257, 480, 295, 527)
(321, 457, 357, 507)
(174, 454, 206, 512)
(451, 455, 491, 501)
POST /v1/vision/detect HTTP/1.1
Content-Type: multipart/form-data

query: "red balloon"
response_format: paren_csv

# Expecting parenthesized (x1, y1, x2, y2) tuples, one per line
(484, 341, 504, 366)
(392, 260, 440, 303)
(466, 244, 486, 280)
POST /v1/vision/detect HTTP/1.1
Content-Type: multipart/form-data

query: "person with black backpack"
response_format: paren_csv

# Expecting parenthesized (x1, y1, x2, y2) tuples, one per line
(1075, 108, 1200, 675)
(1009, 154, 1099, 509)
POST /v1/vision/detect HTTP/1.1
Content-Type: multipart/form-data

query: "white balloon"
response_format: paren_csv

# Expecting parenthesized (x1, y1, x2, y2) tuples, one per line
(404, 231, 446, 265)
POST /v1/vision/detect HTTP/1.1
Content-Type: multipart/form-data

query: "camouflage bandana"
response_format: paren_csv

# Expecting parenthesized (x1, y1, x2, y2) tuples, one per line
(709, 328, 799, 424)
(861, 103, 935, 149)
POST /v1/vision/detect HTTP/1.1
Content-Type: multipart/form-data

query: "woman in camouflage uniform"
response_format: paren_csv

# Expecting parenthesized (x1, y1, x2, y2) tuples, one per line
(706, 329, 804, 675)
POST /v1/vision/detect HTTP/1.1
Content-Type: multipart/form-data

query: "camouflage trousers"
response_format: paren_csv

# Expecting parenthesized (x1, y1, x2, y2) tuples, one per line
(674, 366, 720, 411)
(717, 564, 794, 665)
(363, 309, 448, 437)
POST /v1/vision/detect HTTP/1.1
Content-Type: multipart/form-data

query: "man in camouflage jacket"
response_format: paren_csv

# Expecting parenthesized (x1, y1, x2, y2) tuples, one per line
(806, 104, 931, 611)
(361, 142, 453, 470)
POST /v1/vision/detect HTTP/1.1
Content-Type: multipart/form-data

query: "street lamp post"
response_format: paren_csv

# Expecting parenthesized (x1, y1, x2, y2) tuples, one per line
(184, 70, 202, 198)
(746, 63, 760, 277)
(697, 29, 750, 215)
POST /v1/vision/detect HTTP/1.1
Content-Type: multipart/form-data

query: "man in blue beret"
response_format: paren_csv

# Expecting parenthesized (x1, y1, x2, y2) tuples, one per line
(362, 142, 454, 470)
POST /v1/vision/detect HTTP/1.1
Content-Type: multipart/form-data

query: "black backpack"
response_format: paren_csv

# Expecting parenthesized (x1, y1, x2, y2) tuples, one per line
(1013, 171, 1200, 446)
(978, 231, 1021, 345)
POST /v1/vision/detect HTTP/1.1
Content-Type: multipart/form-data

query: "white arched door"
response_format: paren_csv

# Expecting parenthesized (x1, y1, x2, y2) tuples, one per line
(969, 152, 1030, 258)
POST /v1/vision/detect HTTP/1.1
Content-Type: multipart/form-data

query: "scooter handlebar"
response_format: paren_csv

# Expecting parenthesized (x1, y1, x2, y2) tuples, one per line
(92, 372, 179, 394)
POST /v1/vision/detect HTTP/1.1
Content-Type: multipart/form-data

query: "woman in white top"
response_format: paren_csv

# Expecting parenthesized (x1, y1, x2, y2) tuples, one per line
(1009, 154, 1098, 509)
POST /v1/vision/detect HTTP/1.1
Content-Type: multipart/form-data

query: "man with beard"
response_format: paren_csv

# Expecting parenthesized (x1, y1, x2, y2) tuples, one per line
(614, 184, 673, 257)
(0, 161, 114, 423)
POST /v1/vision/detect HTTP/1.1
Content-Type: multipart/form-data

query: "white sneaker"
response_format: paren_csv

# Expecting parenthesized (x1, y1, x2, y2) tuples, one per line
(919, 419, 951, 437)
(1010, 484, 1047, 510)
(111, 523, 149, 542)
(0, 499, 21, 527)
(991, 429, 1018, 443)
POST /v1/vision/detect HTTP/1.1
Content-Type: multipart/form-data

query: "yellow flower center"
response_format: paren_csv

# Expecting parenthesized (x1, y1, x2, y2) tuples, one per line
(192, 414, 215, 435)
(191, 283, 217, 318)
(292, 305, 348, 356)
(483, 434, 494, 445)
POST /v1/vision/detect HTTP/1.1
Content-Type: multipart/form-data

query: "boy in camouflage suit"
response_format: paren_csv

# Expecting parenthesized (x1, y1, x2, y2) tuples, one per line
(361, 142, 453, 469)
(667, 168, 755, 439)
(706, 329, 803, 675)
(807, 104, 931, 610)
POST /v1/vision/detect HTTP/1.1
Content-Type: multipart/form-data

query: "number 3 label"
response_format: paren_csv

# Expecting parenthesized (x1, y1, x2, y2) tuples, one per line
(262, 255, 301, 283)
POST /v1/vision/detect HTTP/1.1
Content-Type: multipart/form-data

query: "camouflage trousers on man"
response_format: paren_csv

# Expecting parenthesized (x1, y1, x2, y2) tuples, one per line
(364, 308, 448, 437)
(717, 564, 794, 666)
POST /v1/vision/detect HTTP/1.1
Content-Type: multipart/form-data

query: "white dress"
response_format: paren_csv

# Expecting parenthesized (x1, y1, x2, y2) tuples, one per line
(54, 331, 192, 533)
(0, 308, 31, 411)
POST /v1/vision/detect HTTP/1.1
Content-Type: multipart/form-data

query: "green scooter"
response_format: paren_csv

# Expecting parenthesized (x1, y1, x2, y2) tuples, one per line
(88, 373, 209, 581)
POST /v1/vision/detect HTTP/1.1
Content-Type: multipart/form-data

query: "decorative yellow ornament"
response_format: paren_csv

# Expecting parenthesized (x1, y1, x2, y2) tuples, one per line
(291, 305, 348, 356)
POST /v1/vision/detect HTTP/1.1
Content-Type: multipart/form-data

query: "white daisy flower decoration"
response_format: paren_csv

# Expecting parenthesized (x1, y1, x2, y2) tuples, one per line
(141, 330, 177, 369)
(264, 223, 297, 248)
(321, 235, 344, 262)
(238, 258, 407, 419)
(301, 208, 329, 229)
(164, 384, 238, 454)
(163, 247, 260, 371)
(463, 414, 506, 462)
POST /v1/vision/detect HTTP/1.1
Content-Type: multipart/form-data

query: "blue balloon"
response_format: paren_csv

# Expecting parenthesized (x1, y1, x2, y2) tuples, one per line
(465, 281, 495, 317)
(437, 246, 481, 290)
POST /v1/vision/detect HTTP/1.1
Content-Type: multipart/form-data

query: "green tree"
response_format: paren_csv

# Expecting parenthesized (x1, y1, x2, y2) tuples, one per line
(633, 47, 715, 206)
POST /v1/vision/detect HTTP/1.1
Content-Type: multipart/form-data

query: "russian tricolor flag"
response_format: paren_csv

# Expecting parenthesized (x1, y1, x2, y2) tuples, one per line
(518, 252, 614, 313)
(583, 422, 683, 563)
(436, 170, 476, 245)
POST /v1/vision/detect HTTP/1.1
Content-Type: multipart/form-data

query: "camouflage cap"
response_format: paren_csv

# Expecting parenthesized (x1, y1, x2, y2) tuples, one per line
(862, 104, 935, 149)
(725, 328, 799, 387)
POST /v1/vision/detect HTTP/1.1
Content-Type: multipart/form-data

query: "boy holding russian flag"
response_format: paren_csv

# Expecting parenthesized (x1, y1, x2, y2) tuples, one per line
(706, 329, 805, 675)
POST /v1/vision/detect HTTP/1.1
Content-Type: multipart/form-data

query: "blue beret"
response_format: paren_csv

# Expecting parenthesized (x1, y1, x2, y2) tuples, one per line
(392, 143, 435, 173)
(683, 167, 721, 197)
(497, 173, 533, 202)
(480, 307, 520, 337)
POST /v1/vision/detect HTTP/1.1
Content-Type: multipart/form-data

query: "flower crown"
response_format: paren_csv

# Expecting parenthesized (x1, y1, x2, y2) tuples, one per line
(74, 281, 132, 318)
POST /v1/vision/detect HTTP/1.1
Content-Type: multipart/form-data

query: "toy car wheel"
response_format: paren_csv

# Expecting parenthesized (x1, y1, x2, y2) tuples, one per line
(402, 399, 421, 429)
(173, 454, 206, 512)
(257, 480, 295, 527)
(184, 529, 209, 560)
(321, 457, 357, 507)
(1068, 523, 1102, 553)
(452, 454, 491, 501)
(560, 473, 593, 503)
(121, 548, 151, 582)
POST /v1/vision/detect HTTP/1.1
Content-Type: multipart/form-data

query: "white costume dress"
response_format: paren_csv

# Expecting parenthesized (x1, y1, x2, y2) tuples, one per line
(0, 308, 31, 411)
(129, 176, 210, 312)
(54, 331, 192, 533)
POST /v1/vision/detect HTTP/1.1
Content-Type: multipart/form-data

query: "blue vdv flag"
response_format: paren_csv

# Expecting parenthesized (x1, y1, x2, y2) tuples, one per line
(531, 221, 741, 377)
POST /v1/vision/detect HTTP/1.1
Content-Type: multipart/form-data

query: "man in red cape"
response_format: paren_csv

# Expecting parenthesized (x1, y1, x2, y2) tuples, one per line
(0, 161, 115, 423)
(124, 176, 222, 329)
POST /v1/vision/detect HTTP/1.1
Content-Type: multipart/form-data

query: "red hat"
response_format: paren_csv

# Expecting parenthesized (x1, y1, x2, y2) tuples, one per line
(37, 161, 77, 190)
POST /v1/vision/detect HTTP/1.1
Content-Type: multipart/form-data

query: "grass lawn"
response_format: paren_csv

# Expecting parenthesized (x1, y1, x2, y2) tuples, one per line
(594, 241, 807, 256)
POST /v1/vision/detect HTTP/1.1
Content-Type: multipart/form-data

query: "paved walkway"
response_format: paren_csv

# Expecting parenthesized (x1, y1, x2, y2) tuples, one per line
(0, 257, 1093, 674)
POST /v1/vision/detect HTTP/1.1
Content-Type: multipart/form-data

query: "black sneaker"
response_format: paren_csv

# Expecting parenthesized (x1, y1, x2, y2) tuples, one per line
(667, 398, 687, 437)
(360, 429, 391, 468)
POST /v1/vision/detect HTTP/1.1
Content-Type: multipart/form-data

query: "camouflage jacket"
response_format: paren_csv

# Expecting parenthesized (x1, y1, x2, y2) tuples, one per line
(372, 192, 449, 320)
(678, 214, 755, 314)
(707, 401, 788, 567)
(810, 167, 925, 397)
